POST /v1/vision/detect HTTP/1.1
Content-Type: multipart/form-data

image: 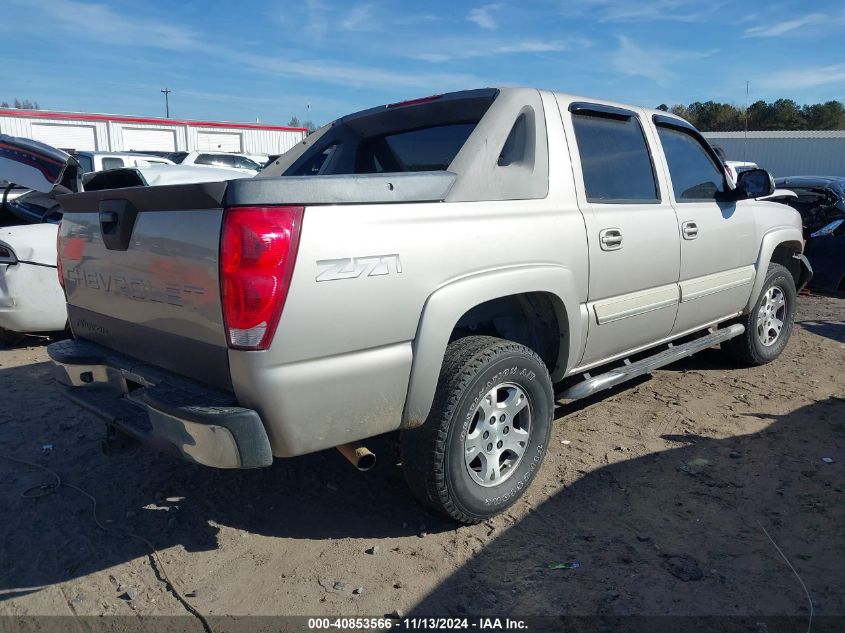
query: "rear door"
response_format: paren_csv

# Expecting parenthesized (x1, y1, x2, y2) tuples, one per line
(651, 117, 757, 334)
(559, 100, 680, 367)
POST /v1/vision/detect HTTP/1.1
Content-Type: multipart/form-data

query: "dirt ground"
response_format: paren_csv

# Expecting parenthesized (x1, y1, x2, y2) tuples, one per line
(0, 294, 843, 630)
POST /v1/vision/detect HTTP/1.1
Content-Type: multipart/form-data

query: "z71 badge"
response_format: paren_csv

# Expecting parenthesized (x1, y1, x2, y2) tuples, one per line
(316, 254, 403, 282)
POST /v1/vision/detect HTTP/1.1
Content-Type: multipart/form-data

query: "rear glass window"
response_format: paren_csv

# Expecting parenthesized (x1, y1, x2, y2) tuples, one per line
(355, 123, 476, 173)
(571, 113, 659, 203)
(101, 157, 125, 171)
(283, 91, 498, 177)
(75, 155, 94, 173)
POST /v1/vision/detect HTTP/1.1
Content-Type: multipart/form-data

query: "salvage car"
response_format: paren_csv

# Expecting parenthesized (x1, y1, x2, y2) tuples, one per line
(0, 137, 252, 333)
(11, 88, 812, 523)
(775, 176, 845, 292)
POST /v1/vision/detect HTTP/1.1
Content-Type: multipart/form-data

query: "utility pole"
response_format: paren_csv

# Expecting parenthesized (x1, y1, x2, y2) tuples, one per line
(744, 81, 749, 161)
(161, 88, 172, 118)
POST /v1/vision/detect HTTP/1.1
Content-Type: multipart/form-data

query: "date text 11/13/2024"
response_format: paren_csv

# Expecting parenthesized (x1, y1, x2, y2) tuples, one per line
(307, 617, 528, 630)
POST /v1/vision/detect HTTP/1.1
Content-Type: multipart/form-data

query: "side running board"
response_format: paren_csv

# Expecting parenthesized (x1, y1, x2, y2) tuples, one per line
(560, 324, 745, 402)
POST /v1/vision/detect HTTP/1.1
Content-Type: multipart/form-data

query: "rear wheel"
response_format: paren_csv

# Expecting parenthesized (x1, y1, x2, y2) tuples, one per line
(722, 263, 796, 366)
(400, 336, 553, 524)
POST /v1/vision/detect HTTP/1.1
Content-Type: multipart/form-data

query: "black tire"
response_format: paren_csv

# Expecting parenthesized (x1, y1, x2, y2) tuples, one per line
(400, 336, 554, 524)
(721, 263, 797, 366)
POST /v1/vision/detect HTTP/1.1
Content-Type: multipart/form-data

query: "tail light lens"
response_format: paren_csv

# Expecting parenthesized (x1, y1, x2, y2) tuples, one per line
(56, 222, 64, 289)
(220, 206, 303, 350)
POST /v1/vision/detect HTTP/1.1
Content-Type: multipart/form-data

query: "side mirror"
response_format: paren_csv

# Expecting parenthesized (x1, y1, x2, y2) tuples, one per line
(0, 135, 82, 193)
(735, 168, 775, 199)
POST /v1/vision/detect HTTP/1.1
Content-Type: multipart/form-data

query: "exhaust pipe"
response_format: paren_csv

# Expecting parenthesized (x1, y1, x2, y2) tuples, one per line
(336, 442, 376, 471)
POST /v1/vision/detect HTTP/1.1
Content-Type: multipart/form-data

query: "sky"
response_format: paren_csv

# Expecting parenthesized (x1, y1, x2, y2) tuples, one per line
(1, 0, 843, 127)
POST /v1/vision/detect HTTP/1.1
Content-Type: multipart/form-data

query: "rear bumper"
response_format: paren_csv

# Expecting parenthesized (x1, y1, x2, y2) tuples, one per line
(47, 338, 273, 469)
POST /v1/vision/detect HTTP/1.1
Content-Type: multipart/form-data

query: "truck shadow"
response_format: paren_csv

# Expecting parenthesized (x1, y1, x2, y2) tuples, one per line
(412, 396, 845, 621)
(0, 330, 60, 351)
(0, 361, 440, 600)
(1, 361, 843, 618)
(796, 319, 845, 344)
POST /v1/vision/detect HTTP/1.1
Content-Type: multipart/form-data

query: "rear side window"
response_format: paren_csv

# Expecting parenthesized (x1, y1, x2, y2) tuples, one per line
(295, 143, 340, 175)
(100, 157, 125, 170)
(656, 125, 726, 201)
(355, 123, 476, 173)
(571, 113, 659, 203)
(75, 155, 94, 173)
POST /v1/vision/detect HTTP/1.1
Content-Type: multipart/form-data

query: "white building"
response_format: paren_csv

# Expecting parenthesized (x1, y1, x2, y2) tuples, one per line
(703, 130, 845, 178)
(0, 108, 307, 155)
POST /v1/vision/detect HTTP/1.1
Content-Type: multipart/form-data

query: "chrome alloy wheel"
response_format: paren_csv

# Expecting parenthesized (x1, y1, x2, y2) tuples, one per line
(757, 285, 787, 347)
(464, 383, 531, 487)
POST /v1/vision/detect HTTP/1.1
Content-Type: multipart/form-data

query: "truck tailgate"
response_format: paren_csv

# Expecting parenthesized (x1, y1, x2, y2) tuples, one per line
(58, 182, 232, 389)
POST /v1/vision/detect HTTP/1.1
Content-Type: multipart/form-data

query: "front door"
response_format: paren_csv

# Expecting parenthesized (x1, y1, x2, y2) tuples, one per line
(651, 119, 758, 335)
(559, 100, 681, 367)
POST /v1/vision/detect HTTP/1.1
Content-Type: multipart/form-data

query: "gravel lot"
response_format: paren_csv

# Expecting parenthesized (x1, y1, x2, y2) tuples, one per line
(1, 294, 843, 630)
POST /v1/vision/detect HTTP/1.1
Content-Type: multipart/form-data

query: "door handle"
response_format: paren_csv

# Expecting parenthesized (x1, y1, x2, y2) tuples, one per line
(682, 221, 698, 240)
(599, 228, 623, 251)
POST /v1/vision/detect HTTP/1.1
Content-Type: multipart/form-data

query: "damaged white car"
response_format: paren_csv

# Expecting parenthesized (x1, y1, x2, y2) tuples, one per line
(0, 136, 252, 333)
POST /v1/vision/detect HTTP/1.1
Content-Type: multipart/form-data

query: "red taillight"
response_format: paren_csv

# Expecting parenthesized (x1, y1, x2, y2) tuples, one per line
(56, 222, 64, 290)
(220, 206, 303, 350)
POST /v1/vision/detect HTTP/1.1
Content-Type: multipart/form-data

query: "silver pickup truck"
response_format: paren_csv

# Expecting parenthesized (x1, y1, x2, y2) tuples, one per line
(37, 88, 811, 524)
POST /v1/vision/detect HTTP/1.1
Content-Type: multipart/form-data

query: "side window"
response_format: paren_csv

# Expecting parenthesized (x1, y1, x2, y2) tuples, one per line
(292, 143, 340, 176)
(232, 155, 261, 170)
(100, 157, 125, 170)
(75, 155, 94, 173)
(498, 113, 529, 167)
(656, 125, 726, 201)
(571, 112, 659, 203)
(195, 153, 219, 166)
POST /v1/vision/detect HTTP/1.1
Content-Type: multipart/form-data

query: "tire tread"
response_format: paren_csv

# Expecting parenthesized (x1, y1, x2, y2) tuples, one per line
(722, 263, 796, 366)
(401, 336, 551, 524)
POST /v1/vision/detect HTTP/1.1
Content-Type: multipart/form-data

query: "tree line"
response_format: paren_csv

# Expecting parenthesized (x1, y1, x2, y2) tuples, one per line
(4, 95, 840, 133)
(656, 99, 845, 132)
(288, 116, 316, 133)
(1, 99, 40, 110)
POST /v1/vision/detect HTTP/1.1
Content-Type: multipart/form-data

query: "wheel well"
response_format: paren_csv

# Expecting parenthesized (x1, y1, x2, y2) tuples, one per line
(450, 292, 565, 374)
(770, 241, 804, 287)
